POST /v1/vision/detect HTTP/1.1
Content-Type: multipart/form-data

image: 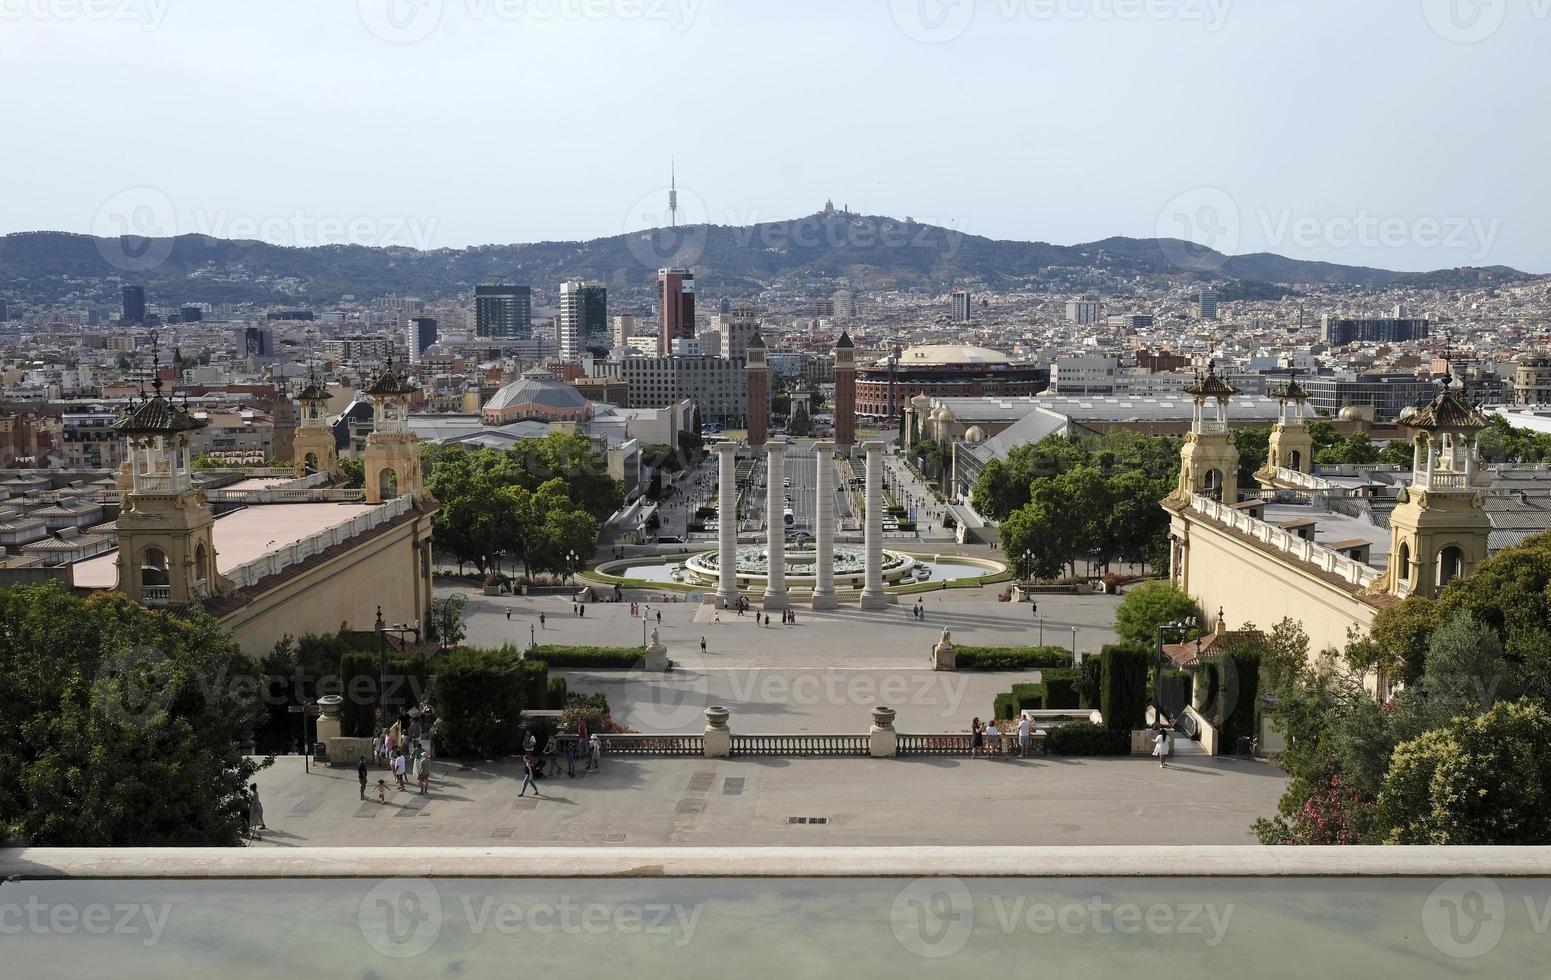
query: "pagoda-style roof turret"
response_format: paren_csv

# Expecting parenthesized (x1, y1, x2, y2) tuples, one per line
(1403, 381, 1488, 432)
(111, 379, 205, 435)
(363, 357, 418, 398)
(1185, 361, 1237, 400)
(1278, 378, 1309, 402)
(296, 372, 331, 403)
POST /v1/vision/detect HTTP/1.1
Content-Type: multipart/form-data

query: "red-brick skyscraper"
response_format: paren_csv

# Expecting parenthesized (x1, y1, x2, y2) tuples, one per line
(833, 330, 856, 449)
(746, 330, 769, 448)
(658, 268, 695, 354)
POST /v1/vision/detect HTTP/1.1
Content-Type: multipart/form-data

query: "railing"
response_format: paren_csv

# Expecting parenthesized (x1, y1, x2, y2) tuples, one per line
(1191, 494, 1379, 589)
(224, 495, 414, 590)
(141, 585, 171, 605)
(206, 487, 367, 505)
(1274, 467, 1334, 491)
(591, 734, 704, 757)
(730, 734, 869, 756)
(1196, 420, 1229, 435)
(133, 474, 187, 494)
(1414, 470, 1471, 492)
(897, 733, 972, 756)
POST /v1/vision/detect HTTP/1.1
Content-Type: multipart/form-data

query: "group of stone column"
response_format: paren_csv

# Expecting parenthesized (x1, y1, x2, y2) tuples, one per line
(714, 439, 887, 611)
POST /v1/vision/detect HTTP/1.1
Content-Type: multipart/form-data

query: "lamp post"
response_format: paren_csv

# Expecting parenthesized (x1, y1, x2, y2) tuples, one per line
(1070, 626, 1079, 665)
(568, 550, 579, 587)
(1022, 550, 1033, 583)
(1038, 616, 1044, 645)
(529, 622, 536, 653)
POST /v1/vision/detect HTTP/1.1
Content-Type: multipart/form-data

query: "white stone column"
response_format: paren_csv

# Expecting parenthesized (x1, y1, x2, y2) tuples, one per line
(860, 440, 888, 610)
(715, 442, 740, 607)
(763, 438, 789, 611)
(811, 441, 838, 609)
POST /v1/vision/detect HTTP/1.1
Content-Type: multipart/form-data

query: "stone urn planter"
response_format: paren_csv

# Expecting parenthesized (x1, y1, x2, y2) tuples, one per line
(704, 706, 731, 730)
(703, 706, 731, 759)
(869, 705, 899, 758)
(871, 706, 897, 730)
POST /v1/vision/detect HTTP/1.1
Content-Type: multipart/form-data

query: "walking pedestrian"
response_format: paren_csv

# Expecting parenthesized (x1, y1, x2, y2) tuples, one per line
(415, 754, 429, 795)
(969, 719, 984, 759)
(375, 778, 389, 803)
(588, 733, 602, 772)
(519, 754, 541, 797)
(566, 733, 578, 777)
(1154, 728, 1171, 769)
(1017, 714, 1032, 758)
(701, 636, 707, 656)
(393, 751, 408, 790)
(248, 784, 266, 835)
(580, 605, 586, 618)
(506, 607, 511, 621)
(357, 758, 369, 799)
(656, 610, 662, 625)
(1031, 601, 1038, 617)
(540, 612, 546, 629)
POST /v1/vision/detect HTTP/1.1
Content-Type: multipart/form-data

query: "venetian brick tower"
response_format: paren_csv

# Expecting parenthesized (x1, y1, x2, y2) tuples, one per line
(833, 330, 856, 449)
(746, 329, 769, 448)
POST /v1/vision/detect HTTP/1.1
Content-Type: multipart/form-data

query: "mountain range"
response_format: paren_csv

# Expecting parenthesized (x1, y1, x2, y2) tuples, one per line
(0, 211, 1536, 309)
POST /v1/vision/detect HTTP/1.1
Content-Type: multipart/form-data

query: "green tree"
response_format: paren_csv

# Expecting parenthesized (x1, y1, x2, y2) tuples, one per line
(338, 456, 365, 489)
(1377, 700, 1551, 844)
(0, 585, 270, 846)
(1112, 581, 1204, 650)
(1234, 428, 1270, 489)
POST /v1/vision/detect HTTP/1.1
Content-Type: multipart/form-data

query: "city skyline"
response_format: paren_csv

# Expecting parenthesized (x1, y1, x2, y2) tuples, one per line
(3, 1, 1548, 271)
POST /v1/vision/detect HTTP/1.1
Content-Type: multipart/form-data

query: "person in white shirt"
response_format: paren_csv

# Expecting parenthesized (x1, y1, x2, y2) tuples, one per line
(393, 752, 408, 789)
(1017, 715, 1032, 757)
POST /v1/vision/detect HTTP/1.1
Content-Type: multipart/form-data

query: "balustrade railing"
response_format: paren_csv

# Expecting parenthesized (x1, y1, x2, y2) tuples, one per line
(141, 586, 172, 605)
(730, 734, 869, 756)
(1190, 494, 1378, 589)
(897, 733, 972, 756)
(224, 495, 414, 590)
(1415, 470, 1471, 491)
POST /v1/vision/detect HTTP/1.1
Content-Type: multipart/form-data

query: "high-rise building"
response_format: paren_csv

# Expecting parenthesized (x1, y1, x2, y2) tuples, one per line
(0, 299, 9, 322)
(710, 307, 759, 360)
(832, 290, 856, 319)
(1320, 315, 1429, 346)
(238, 325, 274, 357)
(951, 290, 972, 323)
(1198, 289, 1218, 320)
(580, 283, 608, 351)
(658, 269, 696, 353)
(1065, 300, 1100, 325)
(122, 286, 146, 327)
(559, 280, 587, 361)
(475, 284, 532, 339)
(407, 317, 438, 363)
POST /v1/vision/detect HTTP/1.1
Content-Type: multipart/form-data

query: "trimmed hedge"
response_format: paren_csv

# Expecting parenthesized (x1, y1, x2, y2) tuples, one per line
(530, 645, 646, 669)
(430, 645, 528, 757)
(1099, 644, 1151, 732)
(520, 659, 549, 709)
(1205, 649, 1260, 749)
(956, 646, 1075, 671)
(1046, 721, 1131, 756)
(338, 650, 431, 738)
(992, 668, 1085, 718)
(546, 675, 569, 710)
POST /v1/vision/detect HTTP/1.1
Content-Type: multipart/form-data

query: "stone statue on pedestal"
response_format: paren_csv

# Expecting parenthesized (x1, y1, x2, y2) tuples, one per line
(931, 628, 957, 672)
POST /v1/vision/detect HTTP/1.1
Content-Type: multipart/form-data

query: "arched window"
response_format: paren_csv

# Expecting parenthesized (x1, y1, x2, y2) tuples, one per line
(304, 452, 319, 475)
(1202, 468, 1224, 501)
(378, 467, 399, 500)
(140, 547, 170, 588)
(1437, 545, 1465, 589)
(1397, 541, 1411, 586)
(1290, 449, 1302, 471)
(194, 543, 209, 587)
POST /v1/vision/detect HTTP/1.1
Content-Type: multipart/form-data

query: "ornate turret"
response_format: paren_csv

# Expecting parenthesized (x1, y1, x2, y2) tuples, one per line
(292, 367, 340, 479)
(746, 330, 769, 448)
(1378, 375, 1492, 598)
(363, 356, 424, 503)
(833, 331, 856, 448)
(1171, 361, 1240, 504)
(1256, 378, 1315, 485)
(110, 367, 226, 605)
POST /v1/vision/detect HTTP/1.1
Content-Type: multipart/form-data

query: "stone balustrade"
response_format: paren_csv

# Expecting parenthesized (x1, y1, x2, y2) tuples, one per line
(225, 495, 414, 590)
(1191, 494, 1379, 588)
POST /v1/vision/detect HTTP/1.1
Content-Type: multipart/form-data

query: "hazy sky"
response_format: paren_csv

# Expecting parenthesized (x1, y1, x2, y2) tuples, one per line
(4, 0, 1548, 271)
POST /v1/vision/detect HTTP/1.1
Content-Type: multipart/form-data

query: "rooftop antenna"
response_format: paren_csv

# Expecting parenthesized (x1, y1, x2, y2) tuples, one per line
(669, 158, 679, 228)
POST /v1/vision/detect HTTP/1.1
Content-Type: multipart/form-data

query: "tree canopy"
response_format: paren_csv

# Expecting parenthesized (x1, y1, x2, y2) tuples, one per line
(0, 584, 269, 846)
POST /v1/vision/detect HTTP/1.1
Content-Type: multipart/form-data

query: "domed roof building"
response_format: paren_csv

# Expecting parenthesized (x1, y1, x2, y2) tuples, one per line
(856, 343, 1046, 419)
(481, 369, 591, 425)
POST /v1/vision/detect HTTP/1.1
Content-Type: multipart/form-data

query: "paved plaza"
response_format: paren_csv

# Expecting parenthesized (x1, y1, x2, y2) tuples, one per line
(250, 754, 1287, 848)
(459, 582, 1120, 670)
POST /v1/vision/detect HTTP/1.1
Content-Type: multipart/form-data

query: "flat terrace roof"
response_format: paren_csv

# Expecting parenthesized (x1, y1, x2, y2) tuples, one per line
(72, 502, 381, 589)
